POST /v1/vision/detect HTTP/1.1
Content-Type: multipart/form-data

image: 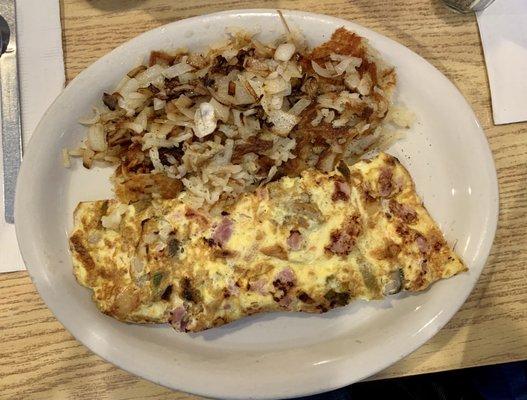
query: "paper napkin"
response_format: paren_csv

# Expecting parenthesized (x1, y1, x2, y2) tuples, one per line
(477, 0, 527, 125)
(0, 0, 65, 272)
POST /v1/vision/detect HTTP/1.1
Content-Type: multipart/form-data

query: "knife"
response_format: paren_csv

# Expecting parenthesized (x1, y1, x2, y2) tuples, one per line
(0, 0, 22, 224)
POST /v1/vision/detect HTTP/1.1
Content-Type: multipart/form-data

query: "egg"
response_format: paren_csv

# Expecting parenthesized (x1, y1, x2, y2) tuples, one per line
(70, 153, 466, 332)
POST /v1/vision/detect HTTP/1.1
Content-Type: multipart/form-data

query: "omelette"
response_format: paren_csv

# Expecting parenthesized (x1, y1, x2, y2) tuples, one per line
(69, 153, 466, 332)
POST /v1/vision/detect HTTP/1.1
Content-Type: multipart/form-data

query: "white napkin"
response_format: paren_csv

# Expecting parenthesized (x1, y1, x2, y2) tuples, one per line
(477, 0, 527, 125)
(0, 0, 64, 272)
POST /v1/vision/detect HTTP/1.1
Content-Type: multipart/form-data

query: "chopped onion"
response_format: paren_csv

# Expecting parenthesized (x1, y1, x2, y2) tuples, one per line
(288, 98, 311, 116)
(311, 109, 324, 126)
(311, 60, 336, 78)
(128, 91, 147, 100)
(334, 58, 354, 75)
(195, 66, 210, 78)
(194, 102, 217, 138)
(267, 71, 279, 80)
(149, 147, 164, 171)
(150, 121, 175, 139)
(127, 65, 147, 79)
(234, 80, 256, 104)
(115, 75, 131, 92)
(270, 94, 283, 110)
(280, 61, 302, 80)
(209, 37, 230, 50)
(317, 93, 339, 111)
(136, 64, 165, 86)
(334, 92, 360, 113)
(174, 95, 195, 119)
(261, 94, 283, 113)
(87, 123, 107, 152)
(358, 74, 372, 96)
(344, 70, 361, 90)
(360, 123, 371, 133)
(331, 53, 362, 68)
(68, 148, 84, 157)
(78, 107, 100, 125)
(122, 121, 145, 134)
(324, 109, 336, 123)
(153, 98, 166, 111)
(324, 61, 337, 75)
(101, 204, 128, 230)
(209, 97, 230, 122)
(252, 38, 274, 57)
(221, 47, 239, 61)
(264, 77, 289, 95)
(245, 56, 270, 72)
(166, 112, 193, 126)
(162, 62, 194, 79)
(267, 109, 299, 136)
(82, 148, 95, 169)
(218, 123, 237, 137)
(178, 72, 196, 84)
(213, 77, 236, 105)
(243, 108, 257, 116)
(244, 116, 261, 134)
(222, 138, 234, 163)
(118, 77, 140, 96)
(134, 106, 153, 131)
(173, 131, 193, 143)
(274, 43, 296, 62)
(232, 109, 243, 129)
(62, 148, 71, 168)
(332, 116, 350, 128)
(131, 257, 145, 274)
(246, 76, 265, 98)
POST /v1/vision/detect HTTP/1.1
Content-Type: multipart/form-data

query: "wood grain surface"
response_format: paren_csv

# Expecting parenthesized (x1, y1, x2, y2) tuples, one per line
(2, 0, 526, 398)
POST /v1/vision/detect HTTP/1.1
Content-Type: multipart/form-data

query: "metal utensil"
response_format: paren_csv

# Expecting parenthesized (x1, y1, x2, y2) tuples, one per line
(0, 0, 22, 224)
(442, 0, 496, 13)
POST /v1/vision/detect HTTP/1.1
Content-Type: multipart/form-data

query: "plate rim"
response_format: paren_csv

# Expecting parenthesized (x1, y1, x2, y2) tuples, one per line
(15, 8, 499, 399)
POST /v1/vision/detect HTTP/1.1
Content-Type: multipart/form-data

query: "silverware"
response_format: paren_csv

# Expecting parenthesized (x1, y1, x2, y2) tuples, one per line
(0, 0, 22, 224)
(442, 0, 496, 13)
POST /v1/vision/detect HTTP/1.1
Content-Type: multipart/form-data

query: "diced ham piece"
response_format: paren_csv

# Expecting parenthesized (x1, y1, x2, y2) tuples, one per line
(415, 234, 431, 254)
(169, 306, 187, 331)
(325, 215, 362, 256)
(256, 187, 269, 201)
(275, 267, 295, 284)
(250, 278, 268, 295)
(389, 200, 417, 223)
(272, 268, 296, 301)
(212, 217, 233, 247)
(227, 282, 240, 296)
(287, 230, 303, 251)
(279, 295, 293, 308)
(327, 234, 351, 255)
(337, 181, 351, 197)
(378, 167, 393, 197)
(332, 180, 351, 201)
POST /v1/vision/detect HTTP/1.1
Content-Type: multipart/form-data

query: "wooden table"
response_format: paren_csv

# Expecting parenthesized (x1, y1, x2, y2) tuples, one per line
(2, 0, 526, 398)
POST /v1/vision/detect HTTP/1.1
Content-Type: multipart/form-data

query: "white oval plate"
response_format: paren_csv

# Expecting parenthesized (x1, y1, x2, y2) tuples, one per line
(15, 9, 498, 400)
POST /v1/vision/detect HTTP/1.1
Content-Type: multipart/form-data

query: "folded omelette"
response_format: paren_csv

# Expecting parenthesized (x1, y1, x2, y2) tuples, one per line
(69, 153, 466, 332)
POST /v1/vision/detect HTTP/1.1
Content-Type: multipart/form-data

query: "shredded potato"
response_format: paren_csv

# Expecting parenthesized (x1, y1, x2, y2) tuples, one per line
(69, 26, 406, 211)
